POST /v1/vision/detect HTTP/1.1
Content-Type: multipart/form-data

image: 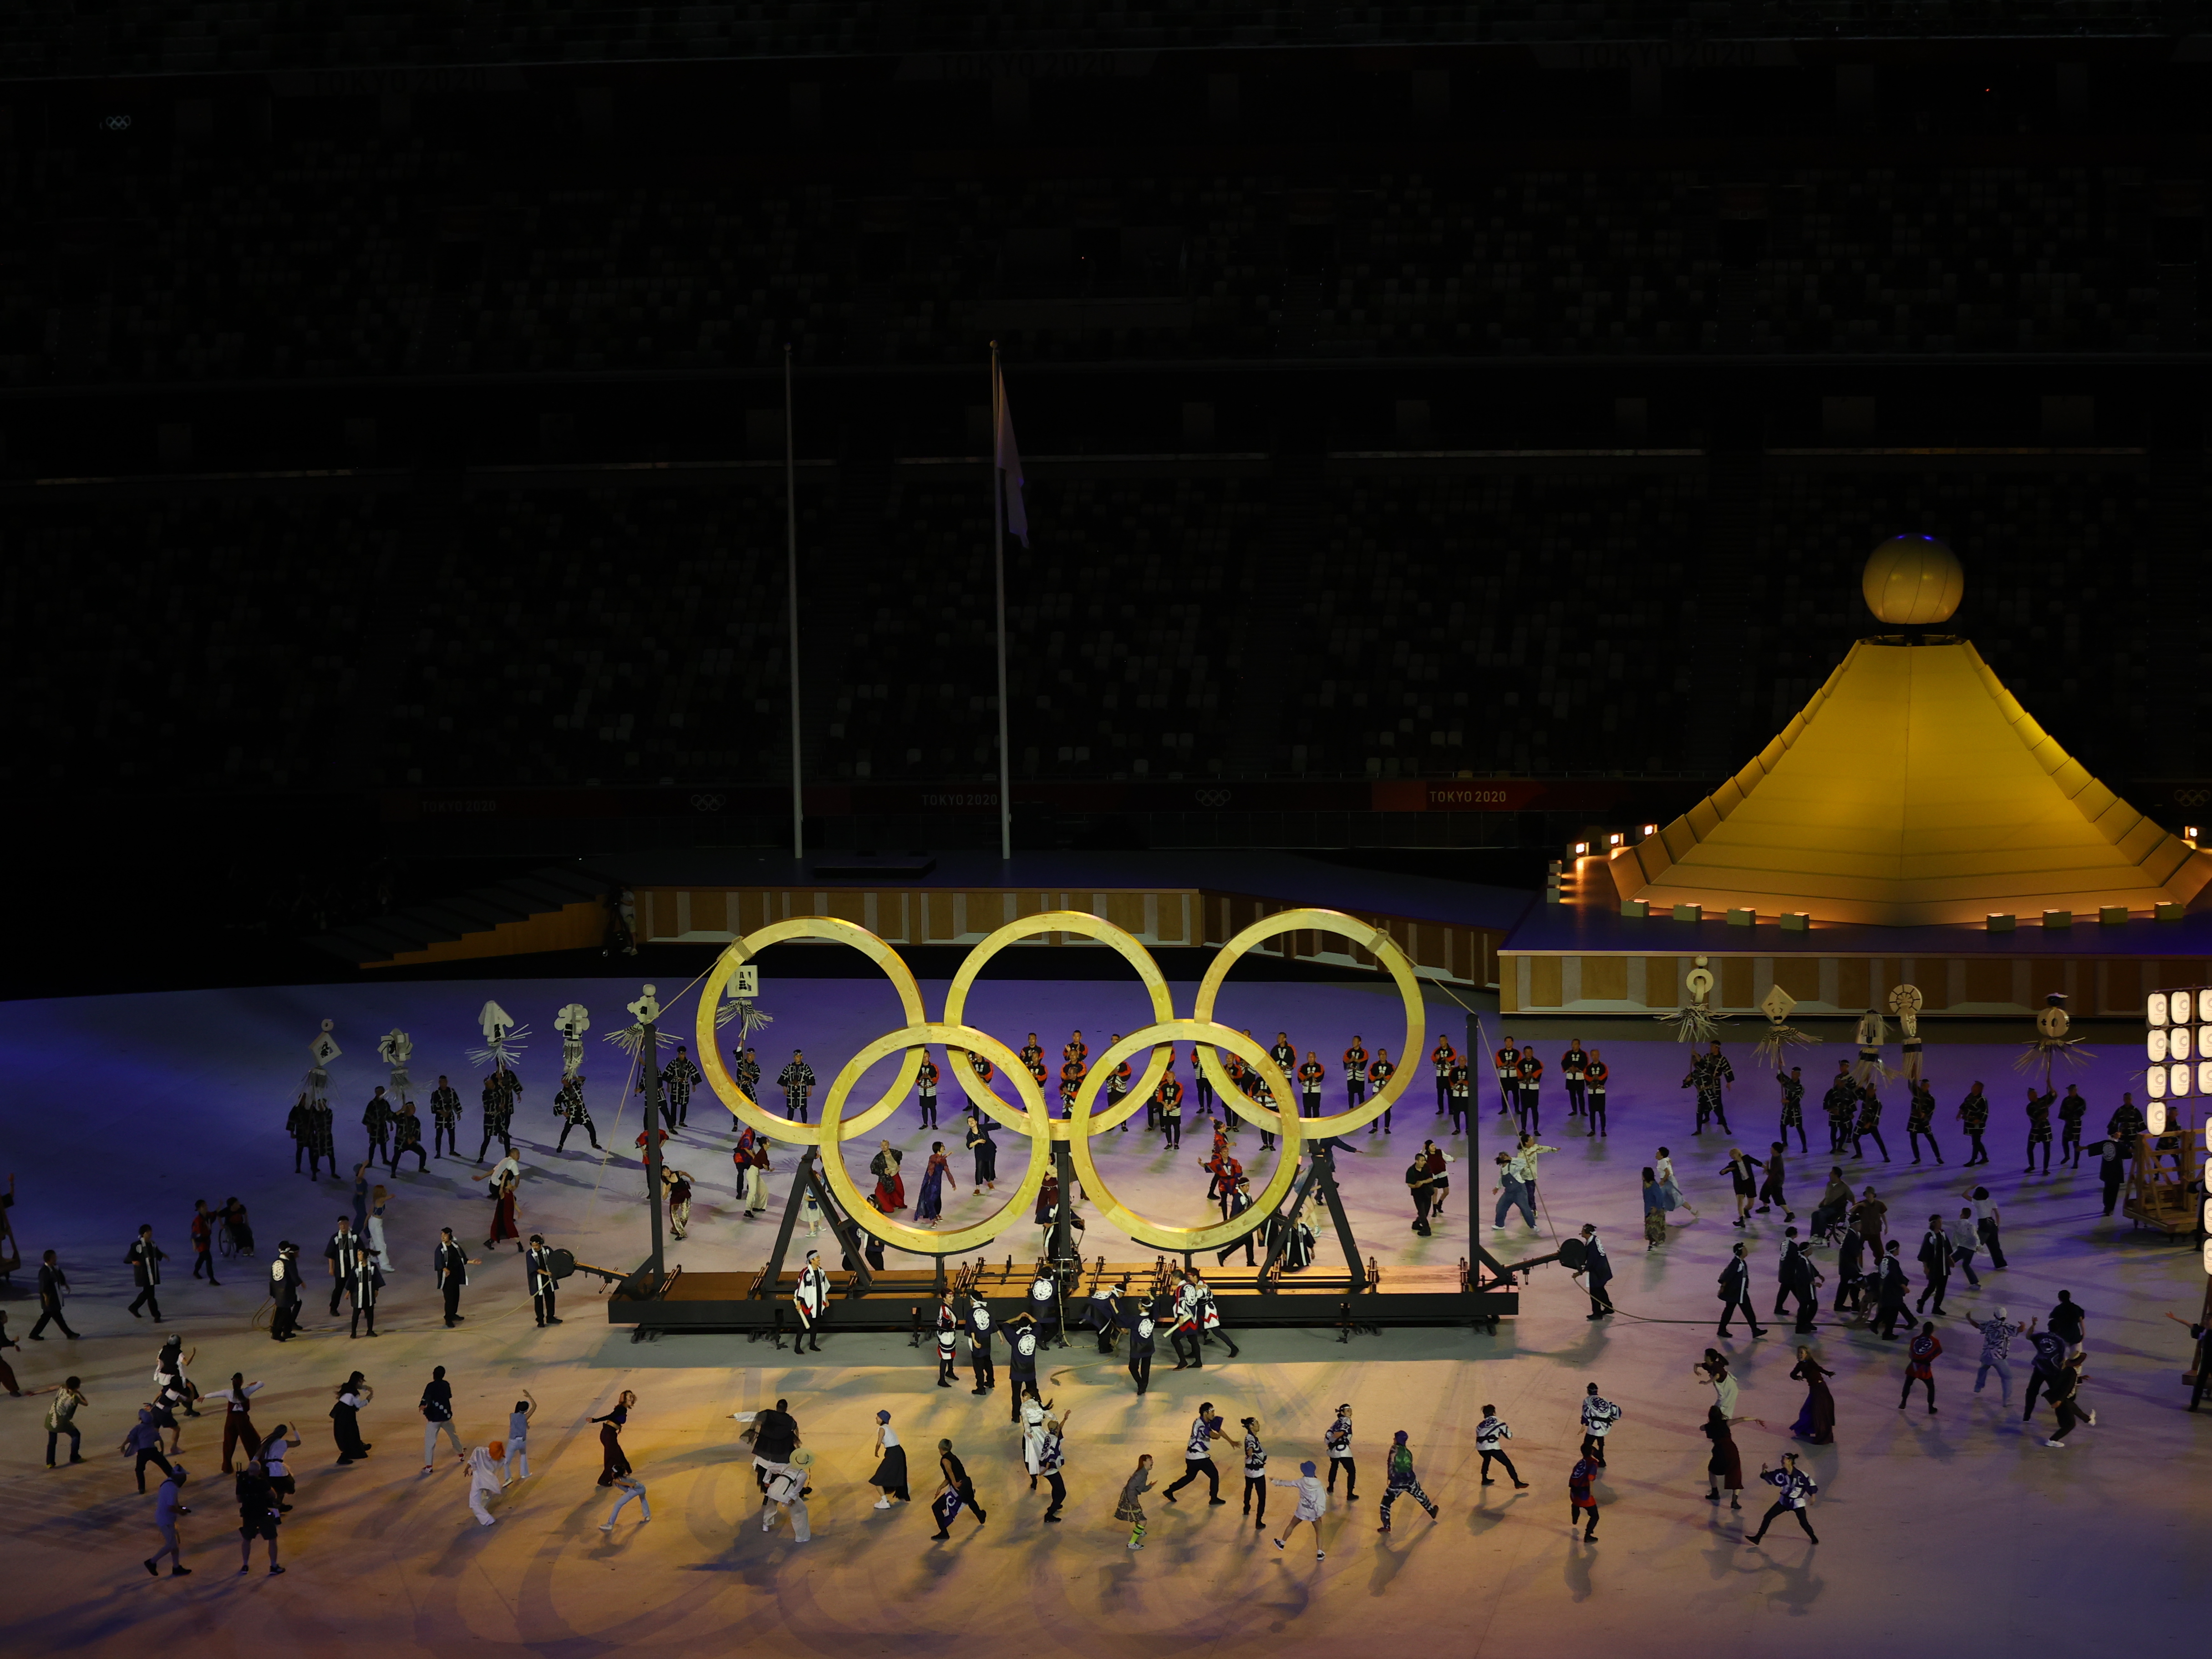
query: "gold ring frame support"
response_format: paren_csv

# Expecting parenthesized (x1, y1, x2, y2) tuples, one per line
(694, 917, 926, 1148)
(816, 1024, 1051, 1256)
(940, 910, 1177, 1135)
(1067, 1021, 1305, 1252)
(1190, 907, 1426, 1138)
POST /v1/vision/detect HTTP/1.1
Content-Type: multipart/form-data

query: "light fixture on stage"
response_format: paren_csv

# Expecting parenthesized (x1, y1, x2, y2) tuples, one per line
(1608, 832, 1623, 846)
(1641, 823, 1657, 838)
(1572, 840, 1589, 855)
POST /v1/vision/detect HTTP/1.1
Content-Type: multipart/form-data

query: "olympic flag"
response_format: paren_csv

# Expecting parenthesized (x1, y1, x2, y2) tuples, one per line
(994, 353, 1028, 546)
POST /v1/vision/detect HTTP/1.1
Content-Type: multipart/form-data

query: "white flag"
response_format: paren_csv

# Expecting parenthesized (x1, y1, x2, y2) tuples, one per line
(994, 357, 1028, 548)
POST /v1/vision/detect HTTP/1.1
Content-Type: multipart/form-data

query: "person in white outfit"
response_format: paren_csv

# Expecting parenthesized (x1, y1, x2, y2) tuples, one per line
(761, 1448, 812, 1542)
(1271, 1458, 1328, 1559)
(503, 1390, 535, 1485)
(465, 1440, 503, 1526)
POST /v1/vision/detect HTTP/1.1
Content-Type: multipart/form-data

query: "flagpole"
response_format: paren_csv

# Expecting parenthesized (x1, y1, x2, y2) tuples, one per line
(992, 341, 1012, 863)
(785, 342, 804, 861)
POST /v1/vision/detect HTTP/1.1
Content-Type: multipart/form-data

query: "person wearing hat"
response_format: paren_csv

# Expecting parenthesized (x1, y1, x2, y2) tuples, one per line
(1270, 1459, 1329, 1558)
(1744, 1450, 1819, 1546)
(267, 1242, 302, 1342)
(1026, 1400, 1071, 1522)
(1377, 1430, 1440, 1533)
(144, 1458, 191, 1577)
(868, 1409, 909, 1506)
(762, 1446, 814, 1541)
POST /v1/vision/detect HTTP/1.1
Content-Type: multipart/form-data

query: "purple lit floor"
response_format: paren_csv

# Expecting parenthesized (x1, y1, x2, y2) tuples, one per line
(0, 974, 2204, 1657)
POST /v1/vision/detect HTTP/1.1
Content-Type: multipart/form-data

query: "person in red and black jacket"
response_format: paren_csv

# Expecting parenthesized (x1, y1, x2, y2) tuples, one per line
(1343, 1038, 1368, 1111)
(915, 1054, 941, 1130)
(1298, 1053, 1327, 1120)
(1584, 1051, 1611, 1138)
(1515, 1049, 1545, 1136)
(1430, 1036, 1457, 1116)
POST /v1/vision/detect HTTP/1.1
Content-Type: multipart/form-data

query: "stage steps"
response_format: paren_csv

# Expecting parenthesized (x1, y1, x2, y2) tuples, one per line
(309, 864, 618, 969)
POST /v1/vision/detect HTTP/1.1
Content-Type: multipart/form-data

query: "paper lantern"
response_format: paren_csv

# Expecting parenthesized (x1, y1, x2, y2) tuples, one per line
(2146, 1101, 2168, 1136)
(2171, 1063, 2192, 1097)
(2199, 988, 2212, 1023)
(1862, 535, 1963, 625)
(2149, 1028, 2170, 1062)
(2148, 993, 2169, 1027)
(2148, 1067, 2167, 1098)
(2175, 1027, 2194, 1062)
(2200, 1060, 2212, 1095)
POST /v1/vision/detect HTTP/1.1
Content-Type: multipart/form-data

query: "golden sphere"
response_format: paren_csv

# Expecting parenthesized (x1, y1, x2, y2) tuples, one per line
(1862, 535, 1963, 625)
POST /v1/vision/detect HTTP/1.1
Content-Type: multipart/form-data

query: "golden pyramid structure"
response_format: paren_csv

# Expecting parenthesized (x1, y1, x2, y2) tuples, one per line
(1610, 540, 2212, 927)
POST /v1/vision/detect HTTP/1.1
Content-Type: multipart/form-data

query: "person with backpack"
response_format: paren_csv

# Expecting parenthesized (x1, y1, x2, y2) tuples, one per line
(1376, 1430, 1440, 1533)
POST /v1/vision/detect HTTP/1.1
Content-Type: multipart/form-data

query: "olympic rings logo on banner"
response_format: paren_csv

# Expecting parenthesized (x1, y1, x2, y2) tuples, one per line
(696, 908, 1427, 1255)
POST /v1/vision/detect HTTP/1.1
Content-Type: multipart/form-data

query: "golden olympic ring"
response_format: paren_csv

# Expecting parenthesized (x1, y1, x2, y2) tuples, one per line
(1068, 1020, 1304, 1251)
(695, 916, 925, 1148)
(816, 1023, 1053, 1257)
(941, 910, 1177, 1135)
(1191, 907, 1426, 1138)
(693, 906, 1423, 1252)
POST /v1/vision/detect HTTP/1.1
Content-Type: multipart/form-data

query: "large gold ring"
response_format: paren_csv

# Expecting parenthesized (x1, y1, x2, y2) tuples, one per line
(693, 917, 925, 1147)
(940, 910, 1177, 1134)
(815, 1023, 1051, 1256)
(1190, 907, 1426, 1137)
(1065, 1021, 1305, 1251)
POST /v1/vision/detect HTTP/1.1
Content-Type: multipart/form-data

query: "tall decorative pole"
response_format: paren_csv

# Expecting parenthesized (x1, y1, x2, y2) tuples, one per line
(786, 341, 804, 860)
(992, 341, 1013, 861)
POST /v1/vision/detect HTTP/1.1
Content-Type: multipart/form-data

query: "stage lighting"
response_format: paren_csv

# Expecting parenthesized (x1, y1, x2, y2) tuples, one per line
(1608, 833, 1623, 846)
(1572, 841, 1589, 856)
(1641, 823, 1657, 837)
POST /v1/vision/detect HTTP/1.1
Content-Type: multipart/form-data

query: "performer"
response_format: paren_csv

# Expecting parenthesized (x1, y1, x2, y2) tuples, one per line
(432, 1228, 479, 1329)
(734, 1127, 771, 1218)
(932, 1294, 958, 1388)
(777, 1050, 817, 1125)
(662, 1168, 693, 1240)
(324, 1215, 362, 1318)
(477, 1068, 520, 1163)
(2106, 1094, 2146, 1158)
(733, 1047, 763, 1103)
(2056, 1084, 2089, 1168)
(915, 1141, 954, 1225)
(1475, 1407, 1528, 1488)
(525, 1235, 561, 1326)
(1085, 1278, 1120, 1354)
(1561, 1039, 1589, 1122)
(1584, 1048, 1610, 1137)
(286, 1093, 312, 1175)
(1271, 1460, 1329, 1558)
(1856, 1085, 1892, 1163)
(1514, 1046, 1543, 1135)
(965, 1295, 997, 1391)
(1430, 1034, 1458, 1116)
(791, 1249, 829, 1353)
(662, 1043, 702, 1130)
(554, 1074, 600, 1151)
(915, 1053, 940, 1129)
(1405, 1151, 1435, 1235)
(1957, 1081, 1991, 1166)
(361, 1087, 395, 1167)
(1777, 1066, 1807, 1153)
(1822, 1063, 1858, 1155)
(1577, 1222, 1614, 1319)
(1446, 1059, 1472, 1134)
(1282, 1050, 1320, 1121)
(1368, 1047, 1398, 1135)
(1025, 1260, 1063, 1347)
(1190, 1264, 1239, 1358)
(1343, 1035, 1368, 1111)
(869, 1140, 905, 1213)
(1566, 1450, 1602, 1541)
(299, 1094, 336, 1180)
(1494, 1037, 1520, 1115)
(1006, 1313, 1042, 1421)
(1717, 1240, 1763, 1337)
(1743, 1452, 1820, 1547)
(345, 1234, 382, 1338)
(963, 1108, 998, 1191)
(1906, 1081, 1943, 1164)
(1853, 1007, 1888, 1086)
(1324, 1402, 1357, 1500)
(1156, 1066, 1185, 1149)
(1377, 1430, 1441, 1532)
(390, 1102, 427, 1171)
(1577, 1383, 1622, 1467)
(1190, 1043, 1215, 1119)
(1758, 1140, 1790, 1213)
(1120, 1292, 1155, 1395)
(1684, 1042, 1734, 1134)
(265, 1243, 300, 1342)
(1058, 1055, 1085, 1121)
(1914, 1214, 1954, 1316)
(428, 1075, 461, 1160)
(1062, 1029, 1088, 1072)
(1164, 1402, 1228, 1503)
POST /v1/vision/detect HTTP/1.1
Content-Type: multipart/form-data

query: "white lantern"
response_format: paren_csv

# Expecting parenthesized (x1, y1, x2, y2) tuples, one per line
(2146, 1101, 2168, 1136)
(2148, 993, 2169, 1027)
(2171, 1063, 2192, 1097)
(2174, 1027, 2194, 1062)
(2199, 987, 2212, 1023)
(2149, 1067, 2167, 1098)
(2201, 1060, 2212, 1096)
(2177, 991, 2198, 1025)
(2149, 1028, 2171, 1062)
(2203, 1237, 2212, 1276)
(2198, 1026, 2211, 1061)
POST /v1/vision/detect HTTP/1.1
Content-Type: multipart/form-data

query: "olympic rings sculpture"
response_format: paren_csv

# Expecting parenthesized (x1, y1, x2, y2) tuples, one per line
(695, 908, 1425, 1254)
